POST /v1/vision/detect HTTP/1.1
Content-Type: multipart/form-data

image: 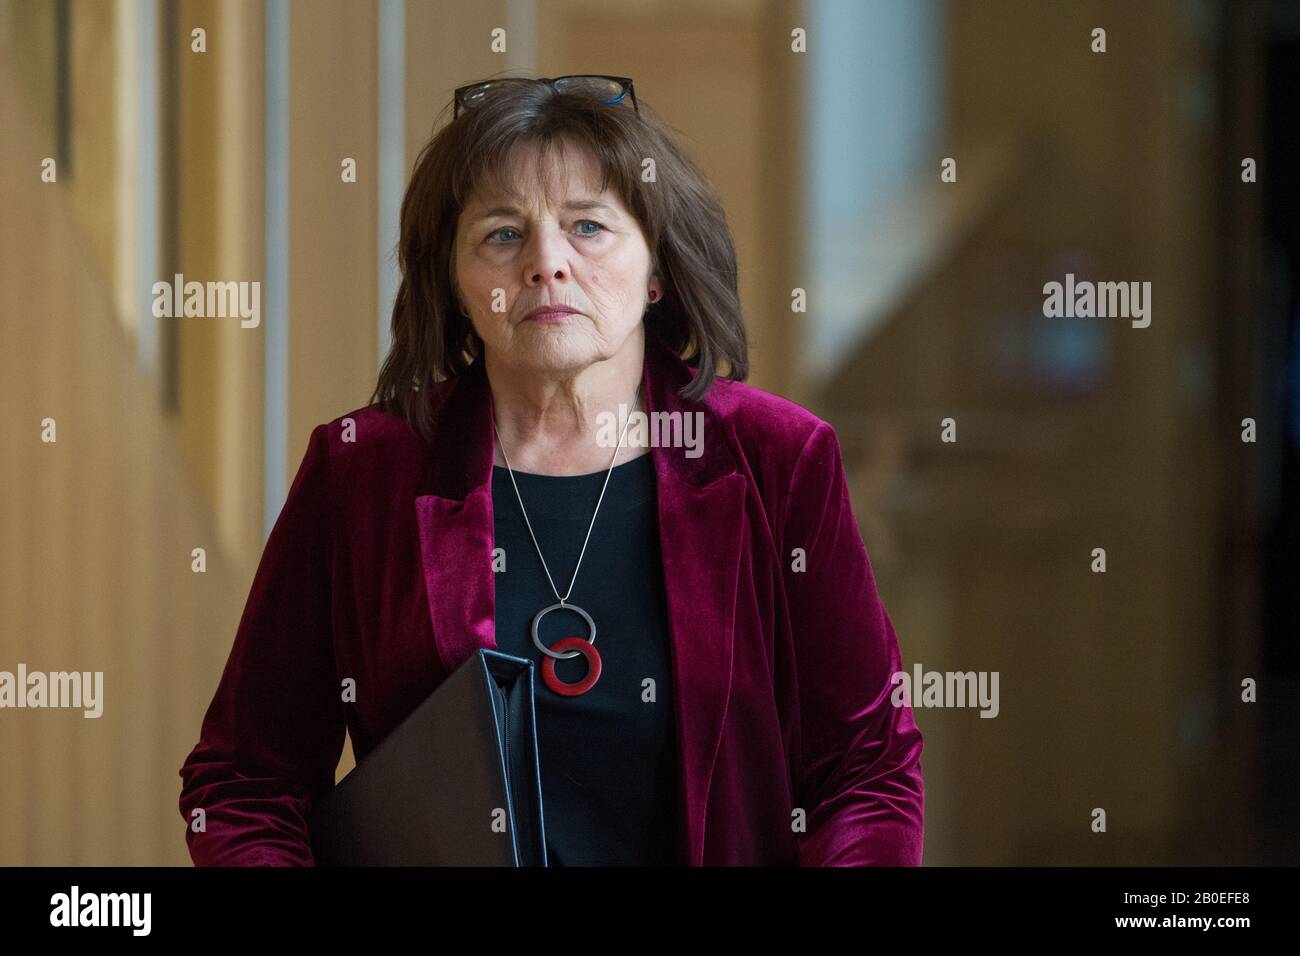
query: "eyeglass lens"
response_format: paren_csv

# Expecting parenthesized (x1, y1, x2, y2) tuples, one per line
(460, 76, 628, 112)
(552, 76, 628, 104)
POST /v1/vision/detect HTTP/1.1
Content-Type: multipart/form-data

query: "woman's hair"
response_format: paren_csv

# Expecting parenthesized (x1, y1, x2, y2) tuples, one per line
(369, 74, 748, 442)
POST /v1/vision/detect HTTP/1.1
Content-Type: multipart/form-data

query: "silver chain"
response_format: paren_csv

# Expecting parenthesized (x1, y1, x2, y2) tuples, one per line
(493, 384, 641, 606)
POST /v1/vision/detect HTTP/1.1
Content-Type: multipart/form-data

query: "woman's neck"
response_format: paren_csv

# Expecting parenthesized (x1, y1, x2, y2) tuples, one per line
(485, 342, 647, 476)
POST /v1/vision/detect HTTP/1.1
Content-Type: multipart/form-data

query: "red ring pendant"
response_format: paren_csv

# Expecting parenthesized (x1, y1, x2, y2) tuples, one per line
(541, 637, 602, 697)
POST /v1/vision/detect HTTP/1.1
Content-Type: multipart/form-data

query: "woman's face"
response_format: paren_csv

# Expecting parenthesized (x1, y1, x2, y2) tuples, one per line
(452, 139, 662, 377)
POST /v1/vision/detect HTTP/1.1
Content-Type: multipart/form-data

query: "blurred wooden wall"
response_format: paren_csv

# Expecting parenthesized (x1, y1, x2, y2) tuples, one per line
(0, 44, 245, 864)
(820, 0, 1233, 864)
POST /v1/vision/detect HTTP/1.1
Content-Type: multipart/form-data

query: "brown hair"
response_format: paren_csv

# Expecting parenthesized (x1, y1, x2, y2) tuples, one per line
(369, 74, 748, 442)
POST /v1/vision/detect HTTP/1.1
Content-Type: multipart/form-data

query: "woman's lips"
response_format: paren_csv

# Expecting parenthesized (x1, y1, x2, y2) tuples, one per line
(523, 307, 578, 323)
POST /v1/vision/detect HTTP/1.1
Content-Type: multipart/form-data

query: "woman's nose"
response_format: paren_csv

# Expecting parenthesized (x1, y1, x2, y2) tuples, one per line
(522, 225, 569, 286)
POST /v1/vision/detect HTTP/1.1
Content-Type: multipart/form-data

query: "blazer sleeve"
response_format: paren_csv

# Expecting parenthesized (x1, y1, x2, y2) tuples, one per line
(177, 423, 346, 866)
(780, 420, 925, 866)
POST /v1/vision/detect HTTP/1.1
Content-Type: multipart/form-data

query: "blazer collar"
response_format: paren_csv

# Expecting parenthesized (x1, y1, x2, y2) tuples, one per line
(413, 328, 746, 866)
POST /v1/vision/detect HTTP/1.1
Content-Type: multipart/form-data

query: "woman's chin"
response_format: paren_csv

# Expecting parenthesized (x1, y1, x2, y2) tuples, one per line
(511, 332, 603, 373)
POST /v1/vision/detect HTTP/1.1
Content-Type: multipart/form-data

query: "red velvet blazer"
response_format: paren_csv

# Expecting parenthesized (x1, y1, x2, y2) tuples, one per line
(178, 329, 925, 866)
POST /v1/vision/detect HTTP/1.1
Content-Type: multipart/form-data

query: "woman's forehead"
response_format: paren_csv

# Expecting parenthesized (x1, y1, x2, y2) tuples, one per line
(467, 139, 616, 213)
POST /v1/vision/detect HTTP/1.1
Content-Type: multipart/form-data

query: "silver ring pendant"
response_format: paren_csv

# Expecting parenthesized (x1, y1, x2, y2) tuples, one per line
(531, 602, 597, 660)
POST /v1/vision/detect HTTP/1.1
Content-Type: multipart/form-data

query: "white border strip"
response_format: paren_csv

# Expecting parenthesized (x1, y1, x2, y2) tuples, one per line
(377, 0, 404, 367)
(135, 0, 159, 377)
(264, 0, 289, 539)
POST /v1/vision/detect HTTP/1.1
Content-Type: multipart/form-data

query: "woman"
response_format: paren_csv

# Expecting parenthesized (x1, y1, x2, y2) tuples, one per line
(178, 75, 924, 866)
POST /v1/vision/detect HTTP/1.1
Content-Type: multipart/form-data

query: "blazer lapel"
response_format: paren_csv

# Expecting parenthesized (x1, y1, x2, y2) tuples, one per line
(414, 330, 745, 867)
(641, 334, 746, 866)
(414, 352, 497, 676)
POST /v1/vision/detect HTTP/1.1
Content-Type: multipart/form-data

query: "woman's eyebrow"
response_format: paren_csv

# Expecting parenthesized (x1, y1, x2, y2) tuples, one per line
(471, 198, 617, 221)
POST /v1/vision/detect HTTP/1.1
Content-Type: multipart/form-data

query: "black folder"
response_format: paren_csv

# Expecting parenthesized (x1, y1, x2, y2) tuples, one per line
(309, 648, 548, 866)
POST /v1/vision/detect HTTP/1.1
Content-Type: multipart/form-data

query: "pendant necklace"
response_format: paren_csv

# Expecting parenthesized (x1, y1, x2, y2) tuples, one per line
(493, 384, 641, 697)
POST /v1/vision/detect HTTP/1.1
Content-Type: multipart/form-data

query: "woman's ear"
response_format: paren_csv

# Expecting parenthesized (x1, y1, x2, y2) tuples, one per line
(648, 274, 664, 303)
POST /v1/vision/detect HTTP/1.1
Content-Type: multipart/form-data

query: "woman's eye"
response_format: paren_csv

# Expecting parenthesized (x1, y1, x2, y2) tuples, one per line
(485, 221, 604, 244)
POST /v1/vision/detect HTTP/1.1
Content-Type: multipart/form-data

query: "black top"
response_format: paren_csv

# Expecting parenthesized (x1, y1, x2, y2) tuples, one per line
(490, 452, 679, 866)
